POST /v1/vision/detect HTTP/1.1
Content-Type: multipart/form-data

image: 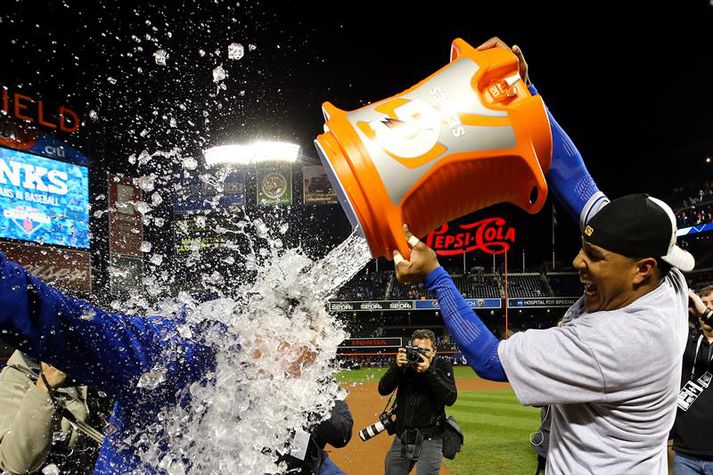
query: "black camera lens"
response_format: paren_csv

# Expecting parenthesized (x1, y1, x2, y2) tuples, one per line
(405, 345, 425, 365)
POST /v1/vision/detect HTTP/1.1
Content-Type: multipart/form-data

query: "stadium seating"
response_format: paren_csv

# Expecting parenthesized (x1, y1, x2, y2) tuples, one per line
(505, 274, 549, 298)
(547, 272, 583, 297)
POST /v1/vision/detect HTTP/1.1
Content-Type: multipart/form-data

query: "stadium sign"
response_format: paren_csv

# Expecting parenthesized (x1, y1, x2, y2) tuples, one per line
(414, 298, 502, 310)
(426, 217, 516, 256)
(339, 338, 403, 349)
(2, 87, 81, 133)
(508, 297, 579, 309)
(0, 242, 91, 292)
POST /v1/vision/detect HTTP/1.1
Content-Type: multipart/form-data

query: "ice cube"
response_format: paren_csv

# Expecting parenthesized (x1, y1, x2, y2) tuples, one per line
(42, 464, 60, 475)
(137, 175, 155, 192)
(212, 64, 226, 82)
(140, 241, 152, 253)
(154, 49, 168, 66)
(134, 201, 152, 215)
(182, 156, 198, 170)
(149, 254, 163, 266)
(228, 42, 244, 60)
(137, 366, 167, 389)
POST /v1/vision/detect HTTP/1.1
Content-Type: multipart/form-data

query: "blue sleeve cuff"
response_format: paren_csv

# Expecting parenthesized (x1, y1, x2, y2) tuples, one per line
(528, 83, 538, 96)
(424, 266, 448, 290)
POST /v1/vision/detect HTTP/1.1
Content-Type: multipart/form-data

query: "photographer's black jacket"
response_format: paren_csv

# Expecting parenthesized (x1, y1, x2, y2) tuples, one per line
(378, 356, 457, 434)
(672, 332, 713, 458)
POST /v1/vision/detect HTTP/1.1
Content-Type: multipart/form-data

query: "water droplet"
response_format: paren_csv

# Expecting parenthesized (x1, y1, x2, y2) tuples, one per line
(252, 218, 269, 239)
(80, 309, 96, 321)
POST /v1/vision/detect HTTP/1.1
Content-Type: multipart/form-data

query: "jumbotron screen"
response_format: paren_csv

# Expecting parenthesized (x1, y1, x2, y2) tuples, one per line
(0, 147, 89, 248)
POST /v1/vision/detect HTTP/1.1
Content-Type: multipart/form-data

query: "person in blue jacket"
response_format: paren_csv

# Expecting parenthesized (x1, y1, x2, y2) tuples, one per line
(394, 38, 694, 474)
(0, 256, 217, 473)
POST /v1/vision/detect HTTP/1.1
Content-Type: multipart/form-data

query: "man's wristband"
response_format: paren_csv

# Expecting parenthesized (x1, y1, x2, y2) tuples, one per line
(703, 307, 713, 324)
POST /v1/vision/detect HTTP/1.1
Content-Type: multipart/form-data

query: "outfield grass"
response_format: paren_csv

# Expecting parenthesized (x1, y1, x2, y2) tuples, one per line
(337, 367, 541, 474)
(445, 390, 540, 475)
(336, 365, 478, 383)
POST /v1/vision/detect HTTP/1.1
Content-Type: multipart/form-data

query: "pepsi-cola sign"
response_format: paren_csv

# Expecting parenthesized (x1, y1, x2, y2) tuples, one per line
(426, 217, 516, 256)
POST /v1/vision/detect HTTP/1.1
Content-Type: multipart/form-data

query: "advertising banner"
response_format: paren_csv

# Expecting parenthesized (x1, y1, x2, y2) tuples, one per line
(0, 241, 91, 292)
(174, 215, 232, 253)
(414, 298, 502, 309)
(0, 117, 89, 165)
(508, 297, 579, 308)
(425, 217, 516, 256)
(303, 165, 337, 204)
(108, 174, 143, 256)
(339, 337, 403, 349)
(327, 298, 501, 312)
(174, 170, 246, 213)
(0, 146, 89, 248)
(257, 163, 292, 205)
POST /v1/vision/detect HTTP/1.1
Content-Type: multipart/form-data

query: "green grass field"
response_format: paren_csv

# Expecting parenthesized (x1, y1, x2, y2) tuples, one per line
(338, 367, 541, 474)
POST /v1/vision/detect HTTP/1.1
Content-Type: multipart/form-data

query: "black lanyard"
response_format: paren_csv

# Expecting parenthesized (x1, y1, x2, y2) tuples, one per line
(691, 334, 713, 380)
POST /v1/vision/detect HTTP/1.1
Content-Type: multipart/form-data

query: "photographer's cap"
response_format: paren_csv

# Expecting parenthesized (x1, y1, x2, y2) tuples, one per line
(583, 194, 694, 272)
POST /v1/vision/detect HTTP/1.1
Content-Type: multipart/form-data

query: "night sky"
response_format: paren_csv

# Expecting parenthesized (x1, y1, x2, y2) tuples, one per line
(1, 0, 712, 269)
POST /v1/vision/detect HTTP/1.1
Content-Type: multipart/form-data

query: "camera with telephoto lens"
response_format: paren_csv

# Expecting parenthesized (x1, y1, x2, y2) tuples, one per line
(404, 345, 427, 366)
(359, 411, 396, 442)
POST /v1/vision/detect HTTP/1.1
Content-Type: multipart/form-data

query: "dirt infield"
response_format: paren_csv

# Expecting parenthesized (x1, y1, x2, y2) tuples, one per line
(328, 378, 512, 474)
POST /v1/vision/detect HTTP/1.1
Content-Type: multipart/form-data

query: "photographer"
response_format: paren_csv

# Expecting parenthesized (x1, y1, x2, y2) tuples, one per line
(672, 287, 713, 474)
(378, 329, 457, 475)
(0, 350, 109, 474)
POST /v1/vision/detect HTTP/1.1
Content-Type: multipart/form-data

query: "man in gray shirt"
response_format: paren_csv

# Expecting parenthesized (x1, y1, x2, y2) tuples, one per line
(393, 38, 693, 474)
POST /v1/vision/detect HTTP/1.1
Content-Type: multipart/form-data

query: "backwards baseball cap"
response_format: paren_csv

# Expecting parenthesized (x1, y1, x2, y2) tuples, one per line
(582, 194, 695, 272)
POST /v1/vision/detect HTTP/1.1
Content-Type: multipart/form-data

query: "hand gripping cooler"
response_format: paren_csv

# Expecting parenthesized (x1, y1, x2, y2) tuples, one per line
(314, 39, 552, 260)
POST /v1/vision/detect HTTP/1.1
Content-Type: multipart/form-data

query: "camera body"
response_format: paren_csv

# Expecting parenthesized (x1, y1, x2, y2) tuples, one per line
(404, 345, 427, 366)
(359, 411, 396, 442)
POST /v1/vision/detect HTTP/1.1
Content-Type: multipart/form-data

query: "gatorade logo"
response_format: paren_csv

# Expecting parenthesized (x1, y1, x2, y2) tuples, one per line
(357, 98, 447, 169)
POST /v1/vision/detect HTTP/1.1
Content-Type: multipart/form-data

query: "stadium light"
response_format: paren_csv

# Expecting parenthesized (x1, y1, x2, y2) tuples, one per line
(204, 141, 300, 166)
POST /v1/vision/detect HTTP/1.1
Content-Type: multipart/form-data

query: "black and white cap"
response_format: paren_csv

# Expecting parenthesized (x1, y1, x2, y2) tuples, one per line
(582, 194, 695, 272)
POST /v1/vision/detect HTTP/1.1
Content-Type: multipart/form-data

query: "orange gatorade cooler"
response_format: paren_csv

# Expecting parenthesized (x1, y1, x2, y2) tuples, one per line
(314, 38, 552, 260)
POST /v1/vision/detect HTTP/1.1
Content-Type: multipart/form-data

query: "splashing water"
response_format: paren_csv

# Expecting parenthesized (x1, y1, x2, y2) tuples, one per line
(129, 229, 371, 473)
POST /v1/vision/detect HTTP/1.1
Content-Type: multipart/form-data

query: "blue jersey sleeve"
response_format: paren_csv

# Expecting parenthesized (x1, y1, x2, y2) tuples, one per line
(0, 253, 215, 401)
(529, 84, 608, 228)
(424, 267, 507, 381)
